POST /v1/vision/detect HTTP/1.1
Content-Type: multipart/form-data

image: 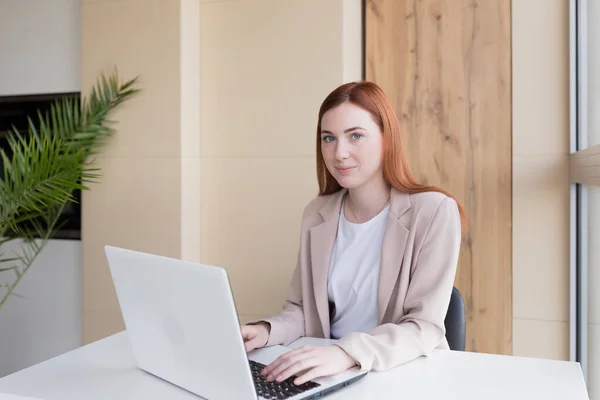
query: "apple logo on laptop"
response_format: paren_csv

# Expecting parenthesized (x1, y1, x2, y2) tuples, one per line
(160, 309, 185, 347)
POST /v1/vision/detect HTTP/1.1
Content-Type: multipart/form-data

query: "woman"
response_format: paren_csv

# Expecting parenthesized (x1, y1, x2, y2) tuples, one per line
(241, 81, 466, 386)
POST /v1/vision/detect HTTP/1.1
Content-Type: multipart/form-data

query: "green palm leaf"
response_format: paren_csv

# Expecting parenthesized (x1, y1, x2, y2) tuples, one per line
(0, 69, 140, 309)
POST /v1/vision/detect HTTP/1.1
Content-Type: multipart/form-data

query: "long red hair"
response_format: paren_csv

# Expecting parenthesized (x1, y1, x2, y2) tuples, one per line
(315, 81, 467, 230)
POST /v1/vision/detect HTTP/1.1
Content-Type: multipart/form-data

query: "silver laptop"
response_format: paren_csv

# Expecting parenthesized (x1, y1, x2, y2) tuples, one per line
(104, 245, 367, 400)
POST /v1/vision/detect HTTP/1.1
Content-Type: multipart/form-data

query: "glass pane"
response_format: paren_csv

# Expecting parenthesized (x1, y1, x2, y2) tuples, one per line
(586, 1, 600, 397)
(588, 1, 600, 147)
(587, 185, 600, 399)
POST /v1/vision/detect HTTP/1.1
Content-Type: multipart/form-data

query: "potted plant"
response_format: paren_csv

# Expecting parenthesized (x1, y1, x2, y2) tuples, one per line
(0, 70, 139, 309)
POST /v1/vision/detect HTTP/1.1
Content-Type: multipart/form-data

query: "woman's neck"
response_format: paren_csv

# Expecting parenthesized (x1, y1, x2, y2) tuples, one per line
(345, 178, 391, 223)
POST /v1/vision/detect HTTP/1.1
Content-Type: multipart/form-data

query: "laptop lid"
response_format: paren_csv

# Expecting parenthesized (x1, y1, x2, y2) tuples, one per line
(104, 245, 257, 400)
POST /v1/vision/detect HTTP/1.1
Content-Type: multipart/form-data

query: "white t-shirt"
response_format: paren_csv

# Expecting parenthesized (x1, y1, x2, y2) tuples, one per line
(327, 200, 389, 340)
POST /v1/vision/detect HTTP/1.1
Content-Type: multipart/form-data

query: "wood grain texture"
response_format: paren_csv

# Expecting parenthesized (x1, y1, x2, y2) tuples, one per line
(366, 0, 512, 354)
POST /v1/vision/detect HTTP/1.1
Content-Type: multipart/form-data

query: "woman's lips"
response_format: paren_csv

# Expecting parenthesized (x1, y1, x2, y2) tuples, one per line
(336, 166, 356, 173)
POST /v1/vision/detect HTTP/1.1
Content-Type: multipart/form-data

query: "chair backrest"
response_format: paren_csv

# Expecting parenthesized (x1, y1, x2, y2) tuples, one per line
(444, 286, 466, 351)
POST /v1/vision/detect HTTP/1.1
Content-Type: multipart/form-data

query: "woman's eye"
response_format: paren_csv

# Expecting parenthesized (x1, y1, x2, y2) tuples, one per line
(322, 136, 334, 142)
(351, 133, 363, 140)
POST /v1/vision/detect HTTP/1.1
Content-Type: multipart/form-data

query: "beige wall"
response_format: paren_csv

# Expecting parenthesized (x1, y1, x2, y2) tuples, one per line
(512, 0, 570, 360)
(81, 0, 201, 344)
(198, 0, 362, 324)
(81, 0, 362, 342)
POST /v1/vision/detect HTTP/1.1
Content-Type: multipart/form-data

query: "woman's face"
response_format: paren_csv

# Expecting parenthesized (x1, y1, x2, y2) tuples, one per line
(320, 102, 384, 190)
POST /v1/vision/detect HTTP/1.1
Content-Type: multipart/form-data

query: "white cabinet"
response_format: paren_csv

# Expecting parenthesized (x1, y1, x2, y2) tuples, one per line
(0, 0, 81, 96)
(0, 239, 82, 377)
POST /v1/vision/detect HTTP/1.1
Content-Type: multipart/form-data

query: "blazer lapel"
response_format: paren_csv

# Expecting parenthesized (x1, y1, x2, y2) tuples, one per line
(309, 190, 345, 339)
(377, 189, 411, 323)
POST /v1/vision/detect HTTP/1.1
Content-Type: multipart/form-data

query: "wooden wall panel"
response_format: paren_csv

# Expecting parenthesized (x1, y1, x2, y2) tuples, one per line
(366, 0, 512, 354)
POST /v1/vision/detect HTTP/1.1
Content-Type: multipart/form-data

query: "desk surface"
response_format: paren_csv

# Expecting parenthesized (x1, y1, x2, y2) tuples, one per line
(0, 331, 589, 400)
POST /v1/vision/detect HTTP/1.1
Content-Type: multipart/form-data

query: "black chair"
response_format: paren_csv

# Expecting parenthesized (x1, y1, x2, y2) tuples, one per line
(444, 286, 466, 351)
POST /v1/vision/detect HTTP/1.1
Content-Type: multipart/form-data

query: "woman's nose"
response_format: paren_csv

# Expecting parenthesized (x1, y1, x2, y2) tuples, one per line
(335, 142, 350, 160)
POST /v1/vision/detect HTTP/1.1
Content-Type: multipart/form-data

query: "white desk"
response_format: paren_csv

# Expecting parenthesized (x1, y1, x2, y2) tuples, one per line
(0, 331, 589, 400)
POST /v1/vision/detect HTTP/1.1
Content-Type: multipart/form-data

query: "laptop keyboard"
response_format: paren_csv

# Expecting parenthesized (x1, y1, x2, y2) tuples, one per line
(249, 360, 321, 400)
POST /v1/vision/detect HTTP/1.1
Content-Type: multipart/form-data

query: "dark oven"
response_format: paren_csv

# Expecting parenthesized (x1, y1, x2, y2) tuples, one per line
(0, 92, 81, 240)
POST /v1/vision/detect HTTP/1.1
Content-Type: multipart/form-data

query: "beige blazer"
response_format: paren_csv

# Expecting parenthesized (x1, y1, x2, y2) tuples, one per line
(261, 187, 462, 372)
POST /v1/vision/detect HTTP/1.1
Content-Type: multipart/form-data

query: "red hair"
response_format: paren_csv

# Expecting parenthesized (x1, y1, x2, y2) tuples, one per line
(315, 81, 467, 230)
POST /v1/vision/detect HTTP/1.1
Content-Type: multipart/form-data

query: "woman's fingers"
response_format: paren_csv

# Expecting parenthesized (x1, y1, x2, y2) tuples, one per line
(261, 346, 313, 377)
(268, 355, 319, 382)
(240, 324, 269, 352)
(275, 345, 357, 385)
(244, 336, 262, 352)
(241, 326, 257, 352)
(294, 366, 328, 386)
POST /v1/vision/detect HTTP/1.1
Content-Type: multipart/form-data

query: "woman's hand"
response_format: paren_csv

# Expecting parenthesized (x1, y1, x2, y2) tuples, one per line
(261, 345, 358, 386)
(241, 323, 270, 352)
